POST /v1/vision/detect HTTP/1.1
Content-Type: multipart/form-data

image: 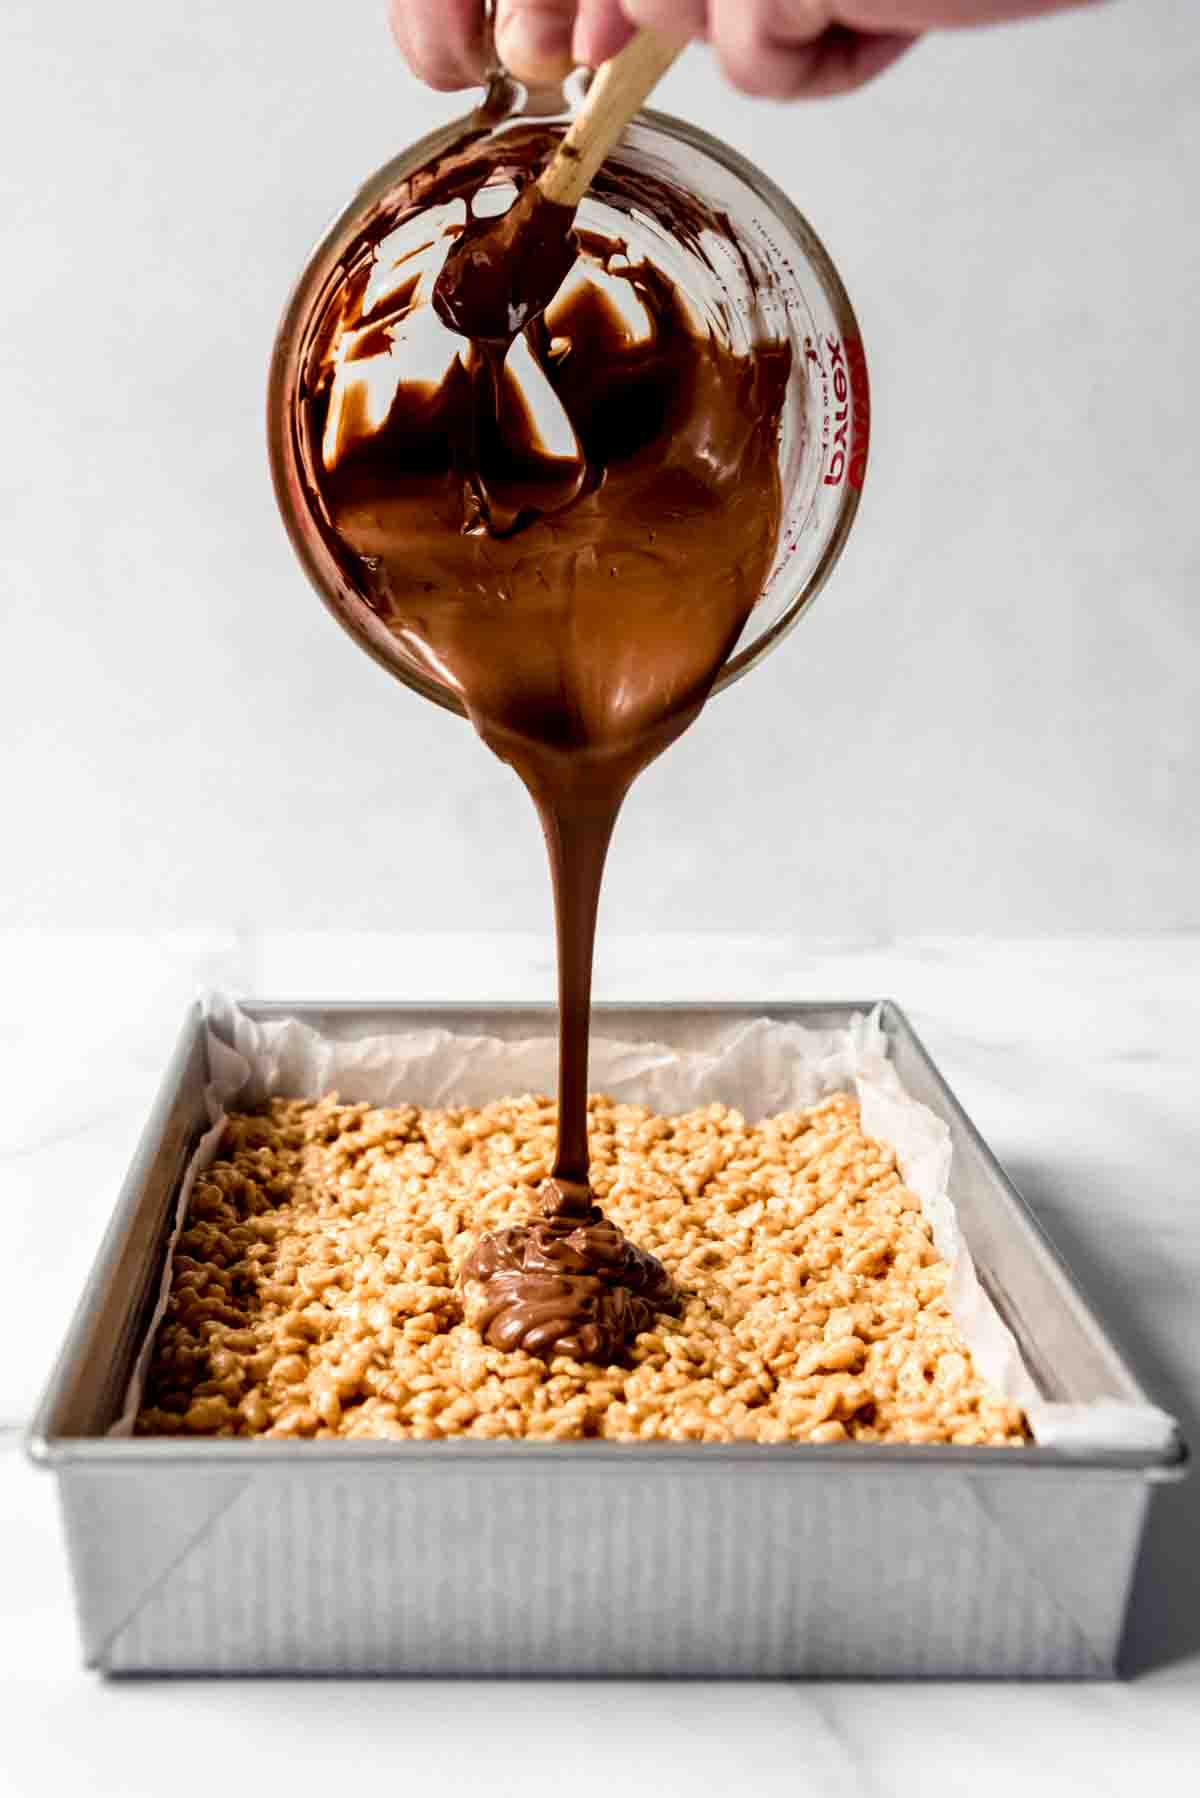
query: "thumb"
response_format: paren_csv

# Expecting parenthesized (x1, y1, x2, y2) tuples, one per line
(494, 0, 578, 85)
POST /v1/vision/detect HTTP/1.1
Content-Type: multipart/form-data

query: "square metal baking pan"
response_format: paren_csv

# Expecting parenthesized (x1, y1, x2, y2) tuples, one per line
(28, 1000, 1185, 1678)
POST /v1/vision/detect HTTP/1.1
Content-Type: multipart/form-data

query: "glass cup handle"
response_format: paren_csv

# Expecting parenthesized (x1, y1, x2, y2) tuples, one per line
(478, 0, 584, 122)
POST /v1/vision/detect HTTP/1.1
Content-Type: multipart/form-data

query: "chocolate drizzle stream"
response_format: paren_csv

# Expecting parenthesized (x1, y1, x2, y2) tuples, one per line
(297, 127, 791, 1361)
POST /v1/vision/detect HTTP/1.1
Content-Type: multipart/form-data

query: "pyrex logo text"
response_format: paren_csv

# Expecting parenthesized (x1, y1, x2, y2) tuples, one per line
(822, 336, 869, 491)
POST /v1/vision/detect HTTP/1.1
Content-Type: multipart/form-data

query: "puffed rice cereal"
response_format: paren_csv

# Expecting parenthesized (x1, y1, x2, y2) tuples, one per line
(135, 1090, 1028, 1446)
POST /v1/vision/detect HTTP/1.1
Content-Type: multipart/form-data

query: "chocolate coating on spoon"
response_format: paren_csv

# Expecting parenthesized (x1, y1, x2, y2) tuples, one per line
(433, 181, 579, 345)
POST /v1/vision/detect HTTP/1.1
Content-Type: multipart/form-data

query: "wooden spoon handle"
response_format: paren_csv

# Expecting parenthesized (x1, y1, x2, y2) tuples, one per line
(538, 30, 685, 210)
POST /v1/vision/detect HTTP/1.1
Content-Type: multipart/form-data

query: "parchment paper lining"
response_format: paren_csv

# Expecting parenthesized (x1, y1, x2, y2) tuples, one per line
(112, 994, 1176, 1451)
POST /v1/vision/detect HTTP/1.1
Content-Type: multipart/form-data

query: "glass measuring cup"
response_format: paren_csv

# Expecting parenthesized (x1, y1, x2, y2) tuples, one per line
(267, 73, 869, 714)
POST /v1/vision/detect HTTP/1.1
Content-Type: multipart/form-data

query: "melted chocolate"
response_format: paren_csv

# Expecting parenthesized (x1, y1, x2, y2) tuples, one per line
(460, 1178, 677, 1361)
(298, 128, 790, 1361)
(433, 181, 578, 344)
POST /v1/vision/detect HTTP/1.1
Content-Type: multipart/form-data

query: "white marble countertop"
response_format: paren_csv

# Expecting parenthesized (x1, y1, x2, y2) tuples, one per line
(3, 931, 1198, 1793)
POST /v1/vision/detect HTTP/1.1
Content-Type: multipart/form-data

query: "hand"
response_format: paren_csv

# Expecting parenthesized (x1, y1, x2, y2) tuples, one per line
(390, 0, 1097, 101)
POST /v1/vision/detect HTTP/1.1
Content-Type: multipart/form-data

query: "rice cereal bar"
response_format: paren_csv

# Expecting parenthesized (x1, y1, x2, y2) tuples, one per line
(135, 1089, 1028, 1446)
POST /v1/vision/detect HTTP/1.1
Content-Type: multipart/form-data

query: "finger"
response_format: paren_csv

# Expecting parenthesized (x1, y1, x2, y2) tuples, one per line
(619, 0, 709, 38)
(494, 0, 579, 84)
(711, 0, 913, 98)
(839, 0, 1098, 26)
(710, 0, 821, 96)
(790, 28, 916, 98)
(573, 0, 637, 68)
(389, 0, 488, 90)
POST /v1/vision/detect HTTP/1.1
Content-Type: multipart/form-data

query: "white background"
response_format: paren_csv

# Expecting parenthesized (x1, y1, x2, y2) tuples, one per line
(1, 0, 1198, 936)
(2, 4, 1199, 1787)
